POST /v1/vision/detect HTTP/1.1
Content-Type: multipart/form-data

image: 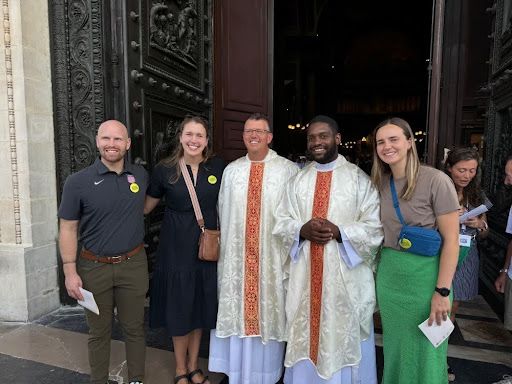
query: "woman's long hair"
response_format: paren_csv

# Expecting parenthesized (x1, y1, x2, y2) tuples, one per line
(443, 147, 483, 207)
(160, 115, 213, 184)
(370, 117, 420, 200)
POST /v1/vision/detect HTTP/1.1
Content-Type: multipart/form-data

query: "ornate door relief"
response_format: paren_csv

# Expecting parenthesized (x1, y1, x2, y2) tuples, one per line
(479, 0, 512, 305)
(50, 0, 212, 191)
(50, 0, 108, 195)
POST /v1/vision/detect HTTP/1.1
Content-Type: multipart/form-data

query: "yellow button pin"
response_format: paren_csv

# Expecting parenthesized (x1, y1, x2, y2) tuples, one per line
(399, 238, 412, 249)
(130, 183, 140, 193)
(208, 175, 217, 184)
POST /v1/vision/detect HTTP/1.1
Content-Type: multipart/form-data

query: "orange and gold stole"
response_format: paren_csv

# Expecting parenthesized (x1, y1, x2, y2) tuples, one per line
(244, 162, 265, 335)
(310, 170, 333, 364)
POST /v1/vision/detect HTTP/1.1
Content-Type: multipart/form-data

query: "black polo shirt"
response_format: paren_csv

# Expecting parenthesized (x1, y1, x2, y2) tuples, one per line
(58, 158, 148, 256)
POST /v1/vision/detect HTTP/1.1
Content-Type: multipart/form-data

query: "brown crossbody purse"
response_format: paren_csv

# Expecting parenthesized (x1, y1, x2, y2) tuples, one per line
(179, 158, 220, 261)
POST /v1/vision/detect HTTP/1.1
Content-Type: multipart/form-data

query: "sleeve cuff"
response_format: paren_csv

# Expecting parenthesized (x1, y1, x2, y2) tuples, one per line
(338, 226, 363, 269)
(290, 229, 305, 263)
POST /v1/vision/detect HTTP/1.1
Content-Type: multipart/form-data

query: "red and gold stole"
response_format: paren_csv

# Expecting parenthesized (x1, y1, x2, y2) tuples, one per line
(310, 170, 333, 364)
(244, 162, 265, 335)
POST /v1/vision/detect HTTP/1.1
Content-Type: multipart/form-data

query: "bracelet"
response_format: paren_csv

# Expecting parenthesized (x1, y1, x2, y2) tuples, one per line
(500, 268, 509, 273)
(63, 261, 76, 265)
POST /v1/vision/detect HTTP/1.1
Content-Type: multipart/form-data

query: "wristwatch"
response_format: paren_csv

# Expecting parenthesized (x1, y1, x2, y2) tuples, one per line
(435, 287, 450, 297)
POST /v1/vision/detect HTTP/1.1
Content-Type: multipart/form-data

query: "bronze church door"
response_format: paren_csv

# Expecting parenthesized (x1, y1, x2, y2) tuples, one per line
(121, 0, 213, 256)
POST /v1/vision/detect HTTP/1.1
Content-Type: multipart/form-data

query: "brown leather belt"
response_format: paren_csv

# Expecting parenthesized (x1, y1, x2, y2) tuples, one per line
(80, 243, 144, 264)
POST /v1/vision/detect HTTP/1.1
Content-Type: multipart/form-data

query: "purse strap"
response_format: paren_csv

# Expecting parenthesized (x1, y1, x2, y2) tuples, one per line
(390, 176, 406, 226)
(179, 158, 205, 231)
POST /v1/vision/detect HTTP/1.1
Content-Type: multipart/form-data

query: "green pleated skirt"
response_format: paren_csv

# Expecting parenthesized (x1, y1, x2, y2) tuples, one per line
(376, 247, 451, 384)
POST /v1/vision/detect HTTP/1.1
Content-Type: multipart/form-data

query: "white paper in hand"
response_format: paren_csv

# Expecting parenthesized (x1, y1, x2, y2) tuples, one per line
(77, 287, 100, 315)
(418, 317, 454, 348)
(459, 204, 488, 223)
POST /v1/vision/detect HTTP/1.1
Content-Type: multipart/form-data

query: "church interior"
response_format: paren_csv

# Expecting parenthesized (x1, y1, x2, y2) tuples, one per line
(272, 0, 433, 161)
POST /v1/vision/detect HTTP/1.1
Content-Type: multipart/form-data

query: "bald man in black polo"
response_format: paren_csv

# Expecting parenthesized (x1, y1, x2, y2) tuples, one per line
(58, 120, 148, 384)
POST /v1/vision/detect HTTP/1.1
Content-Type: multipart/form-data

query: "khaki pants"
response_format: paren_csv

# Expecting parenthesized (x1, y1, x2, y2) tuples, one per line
(78, 248, 149, 384)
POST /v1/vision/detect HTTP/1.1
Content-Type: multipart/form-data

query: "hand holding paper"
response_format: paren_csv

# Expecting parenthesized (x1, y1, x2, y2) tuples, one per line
(77, 287, 100, 315)
(418, 317, 454, 348)
(459, 204, 488, 223)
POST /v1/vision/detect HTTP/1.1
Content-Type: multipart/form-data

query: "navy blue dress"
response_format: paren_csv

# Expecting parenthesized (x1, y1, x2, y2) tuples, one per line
(453, 194, 492, 301)
(148, 157, 225, 336)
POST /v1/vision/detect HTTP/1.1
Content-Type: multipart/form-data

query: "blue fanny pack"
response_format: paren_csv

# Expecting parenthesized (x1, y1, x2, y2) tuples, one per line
(391, 177, 442, 257)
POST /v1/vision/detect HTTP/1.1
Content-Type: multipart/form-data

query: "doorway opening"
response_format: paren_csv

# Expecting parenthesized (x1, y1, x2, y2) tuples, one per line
(273, 1, 434, 171)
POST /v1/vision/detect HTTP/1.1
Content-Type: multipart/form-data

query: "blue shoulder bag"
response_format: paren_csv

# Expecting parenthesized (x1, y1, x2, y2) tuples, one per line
(390, 176, 442, 257)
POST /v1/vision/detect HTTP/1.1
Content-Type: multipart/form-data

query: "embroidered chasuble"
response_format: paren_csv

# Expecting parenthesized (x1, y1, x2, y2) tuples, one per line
(244, 162, 264, 335)
(211, 150, 299, 384)
(215, 149, 299, 342)
(273, 155, 383, 380)
(309, 171, 332, 363)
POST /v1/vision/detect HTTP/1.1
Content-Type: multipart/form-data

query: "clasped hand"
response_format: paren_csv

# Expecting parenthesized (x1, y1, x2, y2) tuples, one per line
(300, 218, 340, 244)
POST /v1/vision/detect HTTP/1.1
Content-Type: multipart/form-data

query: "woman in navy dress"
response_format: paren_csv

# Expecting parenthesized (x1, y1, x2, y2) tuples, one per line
(145, 115, 224, 384)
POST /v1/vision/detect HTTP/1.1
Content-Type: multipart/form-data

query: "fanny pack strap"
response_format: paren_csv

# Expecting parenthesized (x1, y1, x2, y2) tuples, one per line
(390, 176, 406, 226)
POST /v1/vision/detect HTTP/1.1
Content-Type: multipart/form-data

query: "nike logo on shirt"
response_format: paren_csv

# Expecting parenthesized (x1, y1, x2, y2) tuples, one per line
(94, 179, 104, 185)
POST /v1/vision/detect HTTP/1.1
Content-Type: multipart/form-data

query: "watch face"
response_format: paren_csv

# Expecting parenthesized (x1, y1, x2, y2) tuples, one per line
(436, 287, 450, 297)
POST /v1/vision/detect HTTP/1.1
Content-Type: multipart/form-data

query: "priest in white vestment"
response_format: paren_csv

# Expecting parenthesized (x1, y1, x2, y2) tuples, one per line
(273, 115, 383, 384)
(209, 113, 299, 384)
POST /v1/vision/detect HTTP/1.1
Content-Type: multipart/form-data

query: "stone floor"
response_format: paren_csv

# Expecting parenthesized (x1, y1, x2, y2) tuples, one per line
(0, 295, 511, 383)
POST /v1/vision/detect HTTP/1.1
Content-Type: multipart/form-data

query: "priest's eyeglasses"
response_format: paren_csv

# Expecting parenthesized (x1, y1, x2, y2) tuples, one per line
(243, 129, 270, 135)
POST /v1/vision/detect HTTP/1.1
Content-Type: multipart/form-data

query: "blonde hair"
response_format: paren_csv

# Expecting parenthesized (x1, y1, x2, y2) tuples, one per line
(370, 117, 420, 200)
(160, 115, 213, 184)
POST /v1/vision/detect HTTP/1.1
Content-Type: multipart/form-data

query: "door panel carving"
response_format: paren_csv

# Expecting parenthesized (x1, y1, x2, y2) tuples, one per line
(480, 0, 512, 310)
(492, 0, 512, 71)
(50, 0, 107, 194)
(145, 0, 205, 90)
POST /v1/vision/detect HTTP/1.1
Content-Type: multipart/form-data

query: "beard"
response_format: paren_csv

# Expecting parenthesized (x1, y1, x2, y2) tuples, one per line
(308, 143, 338, 164)
(99, 147, 126, 164)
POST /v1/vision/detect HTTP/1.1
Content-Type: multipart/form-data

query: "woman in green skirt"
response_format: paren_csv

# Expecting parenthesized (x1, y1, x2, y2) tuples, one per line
(370, 117, 460, 384)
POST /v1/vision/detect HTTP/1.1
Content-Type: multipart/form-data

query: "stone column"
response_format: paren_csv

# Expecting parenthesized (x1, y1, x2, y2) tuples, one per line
(0, 0, 59, 321)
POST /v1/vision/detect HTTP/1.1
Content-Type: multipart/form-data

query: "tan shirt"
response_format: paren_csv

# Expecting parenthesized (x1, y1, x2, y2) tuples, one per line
(380, 165, 459, 250)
